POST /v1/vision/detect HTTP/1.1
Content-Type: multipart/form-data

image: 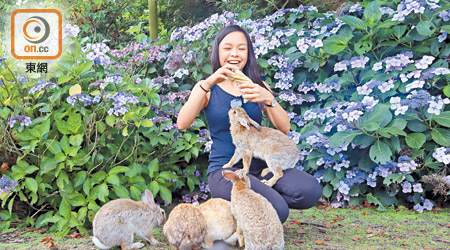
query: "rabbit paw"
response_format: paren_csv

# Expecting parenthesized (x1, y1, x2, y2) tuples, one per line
(223, 163, 233, 168)
(129, 242, 145, 249)
(261, 179, 275, 187)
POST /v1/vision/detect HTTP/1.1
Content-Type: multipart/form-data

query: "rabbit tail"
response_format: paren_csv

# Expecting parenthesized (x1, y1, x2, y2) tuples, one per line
(92, 236, 112, 249)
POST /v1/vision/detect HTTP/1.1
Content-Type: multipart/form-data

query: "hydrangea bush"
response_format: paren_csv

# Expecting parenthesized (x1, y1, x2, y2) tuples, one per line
(0, 25, 209, 233)
(163, 0, 450, 212)
(2, 0, 450, 234)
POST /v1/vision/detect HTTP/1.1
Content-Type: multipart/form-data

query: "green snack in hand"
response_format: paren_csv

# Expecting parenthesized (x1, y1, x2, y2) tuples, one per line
(228, 70, 251, 103)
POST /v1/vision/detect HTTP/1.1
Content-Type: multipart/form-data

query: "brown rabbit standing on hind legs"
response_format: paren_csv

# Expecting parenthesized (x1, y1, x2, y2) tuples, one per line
(223, 107, 299, 187)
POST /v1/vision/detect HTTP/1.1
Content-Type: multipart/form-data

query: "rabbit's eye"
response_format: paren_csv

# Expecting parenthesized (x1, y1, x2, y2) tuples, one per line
(233, 110, 237, 114)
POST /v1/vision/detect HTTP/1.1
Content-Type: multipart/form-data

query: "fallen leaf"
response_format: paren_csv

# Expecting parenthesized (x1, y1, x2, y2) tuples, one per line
(40, 237, 54, 244)
(294, 240, 304, 247)
(352, 237, 362, 241)
(380, 232, 385, 236)
(312, 215, 316, 219)
(68, 232, 83, 239)
(362, 211, 368, 216)
(1, 162, 8, 174)
(315, 240, 325, 245)
(366, 230, 379, 234)
(325, 222, 332, 227)
(47, 241, 56, 248)
(297, 229, 305, 234)
(333, 216, 345, 221)
(317, 205, 326, 209)
(325, 206, 334, 211)
(293, 220, 301, 225)
(285, 226, 296, 230)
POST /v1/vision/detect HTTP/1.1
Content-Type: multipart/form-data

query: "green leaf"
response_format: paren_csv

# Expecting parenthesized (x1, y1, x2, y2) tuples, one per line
(159, 185, 172, 203)
(109, 166, 129, 175)
(369, 140, 392, 164)
(98, 183, 109, 202)
(24, 178, 38, 193)
(323, 184, 332, 198)
(141, 119, 153, 128)
(45, 141, 61, 154)
(383, 173, 404, 185)
(338, 16, 366, 30)
(130, 185, 141, 200)
(67, 193, 87, 207)
(323, 40, 347, 55)
(203, 64, 212, 74)
(363, 122, 379, 132)
(148, 159, 159, 178)
(58, 75, 72, 84)
(407, 119, 429, 132)
(417, 20, 434, 36)
(60, 135, 70, 155)
(354, 39, 372, 56)
(394, 25, 407, 39)
(258, 58, 269, 68)
(114, 186, 129, 198)
(59, 199, 71, 218)
(159, 171, 177, 180)
(73, 171, 87, 188)
(69, 134, 83, 146)
(406, 133, 426, 149)
(67, 113, 82, 134)
(389, 119, 407, 130)
(105, 115, 115, 127)
(431, 128, 450, 146)
(106, 175, 120, 186)
(329, 130, 362, 148)
(432, 111, 450, 127)
(187, 176, 195, 192)
(364, 2, 382, 25)
(442, 25, 450, 34)
(323, 168, 335, 182)
(366, 193, 386, 211)
(149, 181, 160, 197)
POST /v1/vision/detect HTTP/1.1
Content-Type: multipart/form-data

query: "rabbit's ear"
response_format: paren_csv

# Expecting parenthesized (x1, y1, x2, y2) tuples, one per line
(142, 190, 156, 207)
(222, 170, 237, 182)
(248, 118, 261, 131)
(237, 117, 251, 130)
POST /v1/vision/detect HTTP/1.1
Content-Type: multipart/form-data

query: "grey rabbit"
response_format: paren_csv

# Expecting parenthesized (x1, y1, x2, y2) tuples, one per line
(92, 190, 166, 250)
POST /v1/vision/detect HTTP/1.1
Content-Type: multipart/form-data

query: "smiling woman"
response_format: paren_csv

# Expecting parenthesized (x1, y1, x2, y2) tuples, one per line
(176, 24, 322, 223)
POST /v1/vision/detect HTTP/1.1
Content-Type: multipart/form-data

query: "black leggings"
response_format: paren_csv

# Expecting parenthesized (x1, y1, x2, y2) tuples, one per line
(208, 166, 323, 223)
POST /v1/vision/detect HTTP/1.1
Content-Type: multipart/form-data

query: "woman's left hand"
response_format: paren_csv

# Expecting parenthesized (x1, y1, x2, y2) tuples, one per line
(239, 81, 272, 104)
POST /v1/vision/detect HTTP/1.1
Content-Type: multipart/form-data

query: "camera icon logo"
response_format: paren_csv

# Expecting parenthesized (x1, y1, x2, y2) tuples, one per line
(11, 9, 62, 60)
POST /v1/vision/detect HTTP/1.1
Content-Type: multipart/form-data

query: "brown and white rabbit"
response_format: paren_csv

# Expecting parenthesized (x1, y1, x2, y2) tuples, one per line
(163, 203, 207, 250)
(222, 169, 284, 250)
(223, 107, 299, 187)
(198, 198, 238, 248)
(92, 189, 166, 250)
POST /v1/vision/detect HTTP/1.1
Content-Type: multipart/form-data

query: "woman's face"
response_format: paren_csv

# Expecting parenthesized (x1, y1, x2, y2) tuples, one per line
(218, 31, 248, 71)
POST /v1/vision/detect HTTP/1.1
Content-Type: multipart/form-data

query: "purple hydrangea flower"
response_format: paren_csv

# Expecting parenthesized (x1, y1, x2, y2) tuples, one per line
(29, 81, 59, 94)
(8, 115, 32, 128)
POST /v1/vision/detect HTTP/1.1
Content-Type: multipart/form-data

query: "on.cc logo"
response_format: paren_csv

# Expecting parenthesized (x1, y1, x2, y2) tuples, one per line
(11, 9, 62, 60)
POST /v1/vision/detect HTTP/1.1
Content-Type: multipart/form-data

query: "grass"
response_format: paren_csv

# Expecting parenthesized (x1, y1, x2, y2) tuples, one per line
(0, 206, 449, 250)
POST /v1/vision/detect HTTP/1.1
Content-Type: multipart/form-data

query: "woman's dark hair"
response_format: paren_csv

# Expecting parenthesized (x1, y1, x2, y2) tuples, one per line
(211, 25, 268, 91)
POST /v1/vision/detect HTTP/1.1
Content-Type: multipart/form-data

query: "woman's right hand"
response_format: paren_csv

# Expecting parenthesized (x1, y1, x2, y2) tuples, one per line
(204, 64, 238, 88)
